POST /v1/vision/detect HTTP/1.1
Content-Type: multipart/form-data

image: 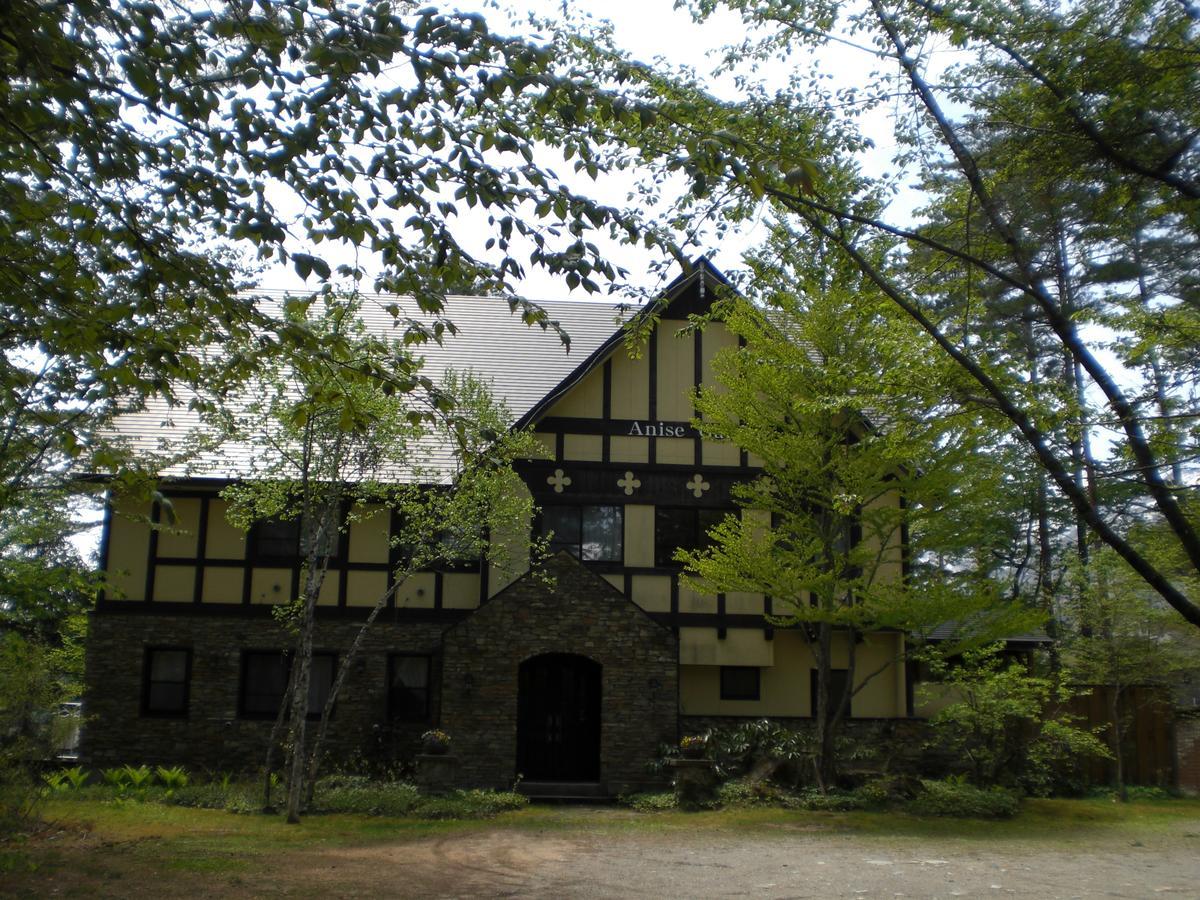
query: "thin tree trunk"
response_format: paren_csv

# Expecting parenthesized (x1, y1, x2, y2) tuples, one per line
(813, 622, 833, 792)
(284, 592, 316, 823)
(1110, 687, 1127, 802)
(303, 566, 414, 806)
(261, 662, 299, 811)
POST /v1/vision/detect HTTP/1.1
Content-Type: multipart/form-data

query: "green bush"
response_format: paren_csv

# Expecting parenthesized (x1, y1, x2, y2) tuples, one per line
(852, 774, 923, 807)
(167, 782, 259, 813)
(43, 767, 88, 792)
(411, 789, 528, 820)
(907, 778, 1020, 819)
(620, 791, 677, 812)
(717, 779, 787, 807)
(155, 766, 189, 790)
(310, 779, 421, 817)
(785, 788, 872, 812)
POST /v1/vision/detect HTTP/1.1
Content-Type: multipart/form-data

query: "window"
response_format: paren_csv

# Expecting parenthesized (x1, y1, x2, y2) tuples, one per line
(540, 506, 623, 562)
(654, 507, 728, 567)
(252, 518, 300, 560)
(810, 668, 851, 721)
(240, 651, 336, 719)
(142, 648, 191, 716)
(251, 515, 338, 562)
(720, 666, 760, 701)
(388, 654, 431, 721)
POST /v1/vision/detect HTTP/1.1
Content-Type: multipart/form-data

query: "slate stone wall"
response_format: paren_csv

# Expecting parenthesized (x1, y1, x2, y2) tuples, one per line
(440, 553, 678, 795)
(82, 611, 445, 772)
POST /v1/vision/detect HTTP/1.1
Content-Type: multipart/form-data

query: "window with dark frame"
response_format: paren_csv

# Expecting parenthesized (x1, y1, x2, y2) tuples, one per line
(810, 668, 851, 721)
(388, 654, 431, 721)
(654, 507, 728, 568)
(251, 515, 339, 562)
(239, 651, 336, 719)
(719, 665, 760, 701)
(142, 647, 191, 716)
(540, 505, 623, 562)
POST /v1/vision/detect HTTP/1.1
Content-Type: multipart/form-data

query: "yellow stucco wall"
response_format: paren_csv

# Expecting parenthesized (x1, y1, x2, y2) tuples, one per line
(610, 346, 649, 419)
(679, 630, 907, 718)
(104, 500, 151, 601)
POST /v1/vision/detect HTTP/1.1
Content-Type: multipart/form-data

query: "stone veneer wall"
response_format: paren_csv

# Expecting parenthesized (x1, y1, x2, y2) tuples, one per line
(82, 612, 445, 771)
(440, 553, 678, 795)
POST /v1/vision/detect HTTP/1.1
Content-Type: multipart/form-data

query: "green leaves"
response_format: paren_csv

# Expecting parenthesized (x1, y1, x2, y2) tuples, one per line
(291, 253, 331, 282)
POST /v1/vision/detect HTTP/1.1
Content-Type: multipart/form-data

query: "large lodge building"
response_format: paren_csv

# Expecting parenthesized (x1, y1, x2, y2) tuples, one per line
(83, 260, 937, 794)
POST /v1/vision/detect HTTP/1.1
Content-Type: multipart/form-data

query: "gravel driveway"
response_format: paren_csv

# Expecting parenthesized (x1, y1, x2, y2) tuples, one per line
(296, 810, 1200, 899)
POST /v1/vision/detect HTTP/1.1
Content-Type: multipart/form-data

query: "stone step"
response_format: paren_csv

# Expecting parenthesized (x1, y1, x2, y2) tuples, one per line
(517, 781, 611, 801)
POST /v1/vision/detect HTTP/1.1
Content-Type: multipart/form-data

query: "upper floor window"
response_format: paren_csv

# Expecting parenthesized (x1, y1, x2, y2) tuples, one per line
(142, 647, 191, 717)
(654, 507, 728, 567)
(251, 516, 338, 563)
(540, 505, 623, 562)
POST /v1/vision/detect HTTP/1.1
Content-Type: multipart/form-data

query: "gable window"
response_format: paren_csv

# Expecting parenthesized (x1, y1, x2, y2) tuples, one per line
(654, 507, 728, 567)
(719, 666, 760, 701)
(142, 647, 191, 716)
(810, 668, 851, 721)
(240, 651, 336, 719)
(388, 654, 431, 722)
(540, 505, 623, 562)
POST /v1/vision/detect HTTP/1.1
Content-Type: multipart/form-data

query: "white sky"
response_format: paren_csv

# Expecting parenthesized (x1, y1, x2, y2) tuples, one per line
(255, 0, 909, 302)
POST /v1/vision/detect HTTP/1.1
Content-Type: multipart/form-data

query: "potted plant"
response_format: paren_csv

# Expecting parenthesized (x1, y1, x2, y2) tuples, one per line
(421, 729, 451, 755)
(679, 734, 707, 760)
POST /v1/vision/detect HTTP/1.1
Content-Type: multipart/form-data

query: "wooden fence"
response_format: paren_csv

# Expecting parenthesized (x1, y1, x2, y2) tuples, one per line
(1062, 685, 1175, 787)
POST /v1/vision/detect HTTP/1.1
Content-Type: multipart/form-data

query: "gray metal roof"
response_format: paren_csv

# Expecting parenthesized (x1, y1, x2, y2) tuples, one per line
(111, 291, 635, 481)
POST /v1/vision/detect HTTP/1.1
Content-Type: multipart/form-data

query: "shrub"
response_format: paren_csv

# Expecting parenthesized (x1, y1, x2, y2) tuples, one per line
(310, 779, 421, 817)
(921, 645, 1110, 794)
(852, 774, 923, 807)
(907, 778, 1019, 819)
(155, 766, 189, 790)
(412, 789, 528, 820)
(786, 788, 872, 812)
(43, 767, 88, 792)
(717, 779, 786, 807)
(620, 791, 677, 812)
(167, 782, 259, 813)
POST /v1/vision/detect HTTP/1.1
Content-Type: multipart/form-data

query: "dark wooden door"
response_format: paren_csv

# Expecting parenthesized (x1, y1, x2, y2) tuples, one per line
(517, 654, 601, 782)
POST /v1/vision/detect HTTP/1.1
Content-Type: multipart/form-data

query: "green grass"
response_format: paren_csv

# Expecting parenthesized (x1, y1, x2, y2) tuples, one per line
(3, 795, 1198, 897)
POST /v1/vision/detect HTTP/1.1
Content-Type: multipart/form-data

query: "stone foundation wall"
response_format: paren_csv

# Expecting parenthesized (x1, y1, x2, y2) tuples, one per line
(441, 553, 678, 795)
(82, 612, 445, 772)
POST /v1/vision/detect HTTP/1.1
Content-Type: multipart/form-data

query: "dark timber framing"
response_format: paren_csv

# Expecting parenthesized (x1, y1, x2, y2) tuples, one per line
(131, 486, 478, 613)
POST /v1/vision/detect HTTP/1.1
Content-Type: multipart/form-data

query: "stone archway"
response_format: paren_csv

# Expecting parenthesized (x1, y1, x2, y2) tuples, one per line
(440, 552, 678, 793)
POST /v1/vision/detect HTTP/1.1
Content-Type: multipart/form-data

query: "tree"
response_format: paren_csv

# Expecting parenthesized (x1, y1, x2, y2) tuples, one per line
(675, 237, 1033, 789)
(1, 0, 666, 633)
(1066, 535, 1200, 799)
(214, 298, 542, 822)
(921, 643, 1110, 794)
(555, 0, 1200, 626)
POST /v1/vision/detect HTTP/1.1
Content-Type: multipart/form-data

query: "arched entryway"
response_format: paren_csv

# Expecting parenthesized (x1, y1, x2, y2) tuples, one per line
(516, 653, 602, 782)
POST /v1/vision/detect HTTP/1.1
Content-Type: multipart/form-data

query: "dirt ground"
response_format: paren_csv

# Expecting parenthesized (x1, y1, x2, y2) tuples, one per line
(7, 805, 1200, 899)
(286, 824, 1200, 899)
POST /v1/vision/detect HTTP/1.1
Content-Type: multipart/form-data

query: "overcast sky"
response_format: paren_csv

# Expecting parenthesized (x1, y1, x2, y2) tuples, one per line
(253, 0, 911, 302)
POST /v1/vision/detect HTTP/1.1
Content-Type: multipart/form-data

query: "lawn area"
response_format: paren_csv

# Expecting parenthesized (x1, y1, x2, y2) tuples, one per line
(3, 795, 1199, 898)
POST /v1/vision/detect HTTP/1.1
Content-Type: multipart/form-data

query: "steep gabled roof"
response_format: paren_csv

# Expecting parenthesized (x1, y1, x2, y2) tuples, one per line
(109, 259, 734, 481)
